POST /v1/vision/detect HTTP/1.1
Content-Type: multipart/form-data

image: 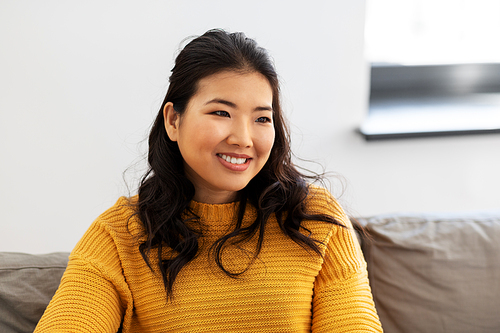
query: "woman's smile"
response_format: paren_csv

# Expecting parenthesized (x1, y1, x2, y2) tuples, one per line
(217, 153, 249, 165)
(217, 153, 251, 171)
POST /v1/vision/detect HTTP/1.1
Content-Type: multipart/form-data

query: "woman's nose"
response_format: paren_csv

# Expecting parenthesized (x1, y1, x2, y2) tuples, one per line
(226, 121, 253, 148)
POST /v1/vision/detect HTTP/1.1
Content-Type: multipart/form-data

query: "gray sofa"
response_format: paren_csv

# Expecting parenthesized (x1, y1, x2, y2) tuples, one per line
(1, 211, 499, 333)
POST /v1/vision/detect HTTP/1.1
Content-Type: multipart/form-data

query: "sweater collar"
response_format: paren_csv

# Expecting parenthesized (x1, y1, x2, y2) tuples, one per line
(188, 200, 240, 223)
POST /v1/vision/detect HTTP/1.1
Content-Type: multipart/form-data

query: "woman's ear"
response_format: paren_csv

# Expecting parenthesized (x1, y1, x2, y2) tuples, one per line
(163, 102, 180, 141)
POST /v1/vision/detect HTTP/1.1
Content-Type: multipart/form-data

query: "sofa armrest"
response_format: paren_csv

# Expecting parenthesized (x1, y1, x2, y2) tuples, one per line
(355, 211, 500, 333)
(0, 252, 69, 333)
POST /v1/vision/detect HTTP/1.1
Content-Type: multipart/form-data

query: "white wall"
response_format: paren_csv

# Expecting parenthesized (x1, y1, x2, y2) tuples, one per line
(1, 1, 499, 254)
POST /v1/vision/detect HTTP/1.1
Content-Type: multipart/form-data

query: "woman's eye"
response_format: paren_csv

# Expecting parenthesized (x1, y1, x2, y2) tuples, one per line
(256, 116, 272, 123)
(213, 110, 230, 117)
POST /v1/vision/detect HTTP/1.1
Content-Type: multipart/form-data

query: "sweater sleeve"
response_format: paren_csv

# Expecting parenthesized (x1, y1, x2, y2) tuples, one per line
(34, 206, 133, 333)
(310, 190, 383, 332)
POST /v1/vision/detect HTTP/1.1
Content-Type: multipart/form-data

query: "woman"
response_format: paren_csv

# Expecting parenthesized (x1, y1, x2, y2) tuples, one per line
(35, 29, 383, 332)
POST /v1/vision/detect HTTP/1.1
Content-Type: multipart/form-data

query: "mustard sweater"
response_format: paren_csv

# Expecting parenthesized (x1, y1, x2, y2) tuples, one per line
(35, 187, 382, 332)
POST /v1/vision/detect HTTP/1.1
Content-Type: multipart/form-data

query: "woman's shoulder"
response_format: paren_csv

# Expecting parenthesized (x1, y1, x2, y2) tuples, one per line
(304, 184, 346, 219)
(303, 184, 359, 257)
(95, 195, 136, 219)
(305, 184, 332, 200)
(88, 196, 143, 238)
(70, 196, 143, 260)
(302, 183, 354, 236)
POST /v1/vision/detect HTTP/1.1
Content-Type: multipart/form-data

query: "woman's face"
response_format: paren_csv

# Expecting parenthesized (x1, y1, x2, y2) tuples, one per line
(164, 71, 275, 204)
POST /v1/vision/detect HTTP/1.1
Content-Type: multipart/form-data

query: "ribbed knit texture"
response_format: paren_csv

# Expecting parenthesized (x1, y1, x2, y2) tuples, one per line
(35, 186, 382, 332)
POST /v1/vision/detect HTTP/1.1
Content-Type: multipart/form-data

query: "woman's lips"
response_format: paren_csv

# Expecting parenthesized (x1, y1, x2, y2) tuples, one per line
(217, 153, 251, 171)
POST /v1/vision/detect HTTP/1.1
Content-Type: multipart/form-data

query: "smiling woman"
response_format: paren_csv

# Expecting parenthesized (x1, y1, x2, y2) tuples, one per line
(34, 29, 383, 332)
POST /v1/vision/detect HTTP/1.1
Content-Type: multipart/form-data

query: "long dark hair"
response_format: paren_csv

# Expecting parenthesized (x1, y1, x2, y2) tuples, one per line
(136, 29, 341, 298)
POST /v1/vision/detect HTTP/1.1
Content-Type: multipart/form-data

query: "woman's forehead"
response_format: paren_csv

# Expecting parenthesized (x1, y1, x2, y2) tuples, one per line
(189, 71, 273, 108)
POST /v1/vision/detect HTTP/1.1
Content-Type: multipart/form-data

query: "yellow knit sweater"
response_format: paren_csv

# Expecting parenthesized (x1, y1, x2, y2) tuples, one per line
(35, 187, 382, 332)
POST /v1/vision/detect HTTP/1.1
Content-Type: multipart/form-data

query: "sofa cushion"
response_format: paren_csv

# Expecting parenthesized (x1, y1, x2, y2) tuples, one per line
(0, 252, 69, 333)
(355, 211, 500, 333)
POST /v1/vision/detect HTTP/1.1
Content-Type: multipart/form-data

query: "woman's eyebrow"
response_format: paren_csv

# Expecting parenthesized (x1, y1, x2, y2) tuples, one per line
(205, 98, 273, 112)
(255, 106, 273, 112)
(205, 98, 237, 108)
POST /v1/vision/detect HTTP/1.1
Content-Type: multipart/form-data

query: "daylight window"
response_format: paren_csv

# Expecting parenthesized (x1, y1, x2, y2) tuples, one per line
(361, 0, 500, 140)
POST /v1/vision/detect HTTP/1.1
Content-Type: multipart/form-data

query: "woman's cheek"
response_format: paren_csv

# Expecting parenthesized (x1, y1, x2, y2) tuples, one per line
(257, 128, 275, 156)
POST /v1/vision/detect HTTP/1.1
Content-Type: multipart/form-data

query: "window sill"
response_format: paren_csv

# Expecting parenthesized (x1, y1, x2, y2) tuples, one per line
(359, 93, 500, 140)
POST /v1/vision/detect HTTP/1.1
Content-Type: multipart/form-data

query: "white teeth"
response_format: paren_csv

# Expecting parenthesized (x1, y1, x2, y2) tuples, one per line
(218, 154, 247, 165)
